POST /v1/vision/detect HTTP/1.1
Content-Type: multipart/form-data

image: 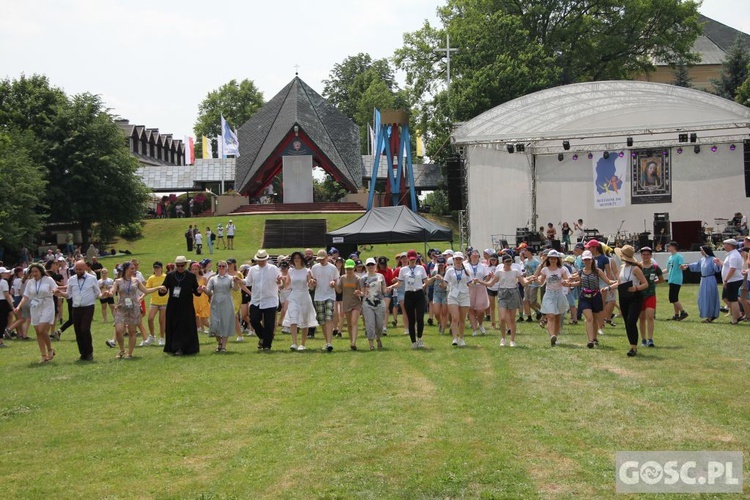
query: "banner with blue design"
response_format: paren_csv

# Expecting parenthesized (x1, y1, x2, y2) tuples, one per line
(593, 152, 627, 209)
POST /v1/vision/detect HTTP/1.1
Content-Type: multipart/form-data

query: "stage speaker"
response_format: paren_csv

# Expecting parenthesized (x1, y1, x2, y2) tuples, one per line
(653, 220, 671, 239)
(446, 155, 465, 211)
(744, 140, 750, 197)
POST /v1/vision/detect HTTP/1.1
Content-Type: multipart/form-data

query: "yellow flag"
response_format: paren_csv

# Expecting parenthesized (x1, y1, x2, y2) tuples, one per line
(416, 130, 425, 157)
(202, 136, 211, 159)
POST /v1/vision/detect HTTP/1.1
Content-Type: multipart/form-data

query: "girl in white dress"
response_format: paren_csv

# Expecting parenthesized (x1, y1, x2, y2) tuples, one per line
(536, 250, 571, 346)
(14, 263, 61, 363)
(283, 252, 319, 351)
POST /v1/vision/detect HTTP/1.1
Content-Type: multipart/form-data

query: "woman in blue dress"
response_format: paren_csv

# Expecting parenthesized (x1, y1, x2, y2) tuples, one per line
(682, 245, 721, 323)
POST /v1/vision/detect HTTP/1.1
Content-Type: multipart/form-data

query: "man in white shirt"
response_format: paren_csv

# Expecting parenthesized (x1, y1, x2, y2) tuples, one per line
(719, 238, 744, 323)
(226, 220, 236, 250)
(67, 260, 101, 361)
(311, 249, 339, 351)
(245, 249, 282, 350)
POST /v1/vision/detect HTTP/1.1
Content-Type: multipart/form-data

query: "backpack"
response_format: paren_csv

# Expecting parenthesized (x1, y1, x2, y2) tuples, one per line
(210, 232, 216, 242)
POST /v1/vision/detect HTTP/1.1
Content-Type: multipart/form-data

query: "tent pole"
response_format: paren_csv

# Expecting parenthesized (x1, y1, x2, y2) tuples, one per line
(530, 153, 538, 231)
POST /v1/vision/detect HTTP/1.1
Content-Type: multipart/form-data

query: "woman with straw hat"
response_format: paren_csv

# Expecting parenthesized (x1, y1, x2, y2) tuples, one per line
(614, 245, 648, 357)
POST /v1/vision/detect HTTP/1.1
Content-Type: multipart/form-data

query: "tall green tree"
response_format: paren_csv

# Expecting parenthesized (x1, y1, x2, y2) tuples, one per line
(0, 130, 48, 251)
(194, 78, 264, 156)
(44, 93, 150, 249)
(396, 0, 702, 159)
(712, 36, 750, 100)
(735, 67, 750, 107)
(672, 60, 693, 88)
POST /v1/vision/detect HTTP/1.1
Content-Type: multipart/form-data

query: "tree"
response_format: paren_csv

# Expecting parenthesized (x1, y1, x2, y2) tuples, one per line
(423, 189, 449, 216)
(672, 60, 693, 88)
(395, 0, 702, 157)
(313, 174, 349, 202)
(323, 53, 398, 120)
(712, 36, 750, 100)
(735, 68, 750, 107)
(0, 130, 48, 251)
(193, 78, 265, 154)
(44, 92, 151, 250)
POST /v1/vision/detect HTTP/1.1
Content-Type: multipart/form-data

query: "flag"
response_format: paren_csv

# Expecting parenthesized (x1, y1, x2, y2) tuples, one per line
(367, 124, 374, 155)
(221, 115, 240, 157)
(217, 135, 224, 159)
(416, 129, 424, 157)
(202, 136, 211, 159)
(184, 136, 194, 165)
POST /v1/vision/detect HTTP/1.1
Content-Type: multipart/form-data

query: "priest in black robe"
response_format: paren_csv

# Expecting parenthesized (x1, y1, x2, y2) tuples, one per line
(160, 255, 203, 355)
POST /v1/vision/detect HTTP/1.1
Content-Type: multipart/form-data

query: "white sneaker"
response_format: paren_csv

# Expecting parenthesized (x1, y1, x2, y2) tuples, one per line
(297, 345, 306, 351)
(452, 338, 458, 346)
(458, 338, 467, 347)
(147, 335, 155, 344)
(138, 337, 152, 347)
(382, 326, 388, 334)
(500, 338, 506, 347)
(282, 327, 290, 334)
(510, 340, 516, 347)
(242, 327, 249, 333)
(157, 338, 165, 346)
(597, 329, 603, 336)
(411, 342, 418, 349)
(236, 336, 245, 342)
(480, 326, 486, 335)
(471, 330, 478, 337)
(404, 329, 409, 336)
(417, 338, 425, 348)
(290, 344, 298, 351)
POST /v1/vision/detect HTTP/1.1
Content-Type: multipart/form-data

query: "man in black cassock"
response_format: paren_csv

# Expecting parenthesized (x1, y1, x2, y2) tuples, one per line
(160, 255, 203, 355)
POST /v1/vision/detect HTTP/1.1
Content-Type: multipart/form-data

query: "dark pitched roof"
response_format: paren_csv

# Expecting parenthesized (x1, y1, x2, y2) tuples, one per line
(235, 77, 362, 193)
(326, 206, 452, 245)
(699, 14, 750, 53)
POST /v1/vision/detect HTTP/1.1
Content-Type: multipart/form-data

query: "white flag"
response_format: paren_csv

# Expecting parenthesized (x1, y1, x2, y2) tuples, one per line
(221, 115, 240, 157)
(217, 135, 224, 159)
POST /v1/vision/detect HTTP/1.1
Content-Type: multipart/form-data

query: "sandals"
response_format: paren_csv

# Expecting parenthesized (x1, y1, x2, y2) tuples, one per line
(115, 350, 125, 359)
(48, 349, 56, 360)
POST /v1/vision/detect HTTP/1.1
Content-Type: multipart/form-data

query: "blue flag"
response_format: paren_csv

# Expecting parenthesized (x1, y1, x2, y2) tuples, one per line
(221, 115, 240, 157)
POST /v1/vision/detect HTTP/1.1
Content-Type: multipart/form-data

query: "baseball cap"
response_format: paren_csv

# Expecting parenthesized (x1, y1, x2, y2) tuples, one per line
(365, 258, 376, 266)
(345, 259, 356, 269)
(584, 239, 600, 249)
(406, 249, 418, 259)
(581, 250, 593, 260)
(328, 247, 339, 255)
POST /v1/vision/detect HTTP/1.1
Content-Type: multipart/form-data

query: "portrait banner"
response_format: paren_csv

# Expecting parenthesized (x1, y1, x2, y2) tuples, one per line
(631, 149, 671, 204)
(593, 152, 627, 209)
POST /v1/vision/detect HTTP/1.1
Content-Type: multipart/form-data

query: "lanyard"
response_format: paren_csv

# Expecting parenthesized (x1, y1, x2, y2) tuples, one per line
(408, 266, 416, 278)
(77, 275, 86, 294)
(35, 278, 42, 296)
(456, 269, 463, 282)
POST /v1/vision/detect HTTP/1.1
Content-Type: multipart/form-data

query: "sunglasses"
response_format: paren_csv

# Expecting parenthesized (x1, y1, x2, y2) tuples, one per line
(175, 264, 186, 267)
(217, 264, 227, 268)
(366, 263, 375, 266)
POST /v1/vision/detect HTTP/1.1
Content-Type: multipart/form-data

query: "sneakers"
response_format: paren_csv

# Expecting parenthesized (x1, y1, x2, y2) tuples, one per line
(350, 345, 357, 351)
(641, 339, 648, 347)
(479, 325, 486, 335)
(535, 311, 543, 320)
(627, 348, 637, 357)
(509, 340, 516, 347)
(458, 338, 467, 347)
(427, 318, 434, 326)
(669, 314, 680, 321)
(471, 330, 478, 337)
(525, 316, 533, 323)
(105, 339, 116, 348)
(325, 344, 333, 352)
(411, 342, 418, 349)
(678, 311, 688, 321)
(452, 338, 458, 346)
(297, 345, 306, 351)
(290, 344, 298, 351)
(597, 329, 603, 337)
(500, 338, 506, 347)
(158, 338, 165, 346)
(587, 341, 594, 349)
(281, 326, 290, 334)
(550, 335, 557, 346)
(417, 338, 425, 348)
(593, 339, 599, 346)
(404, 329, 409, 336)
(382, 326, 388, 334)
(647, 339, 655, 347)
(235, 336, 245, 342)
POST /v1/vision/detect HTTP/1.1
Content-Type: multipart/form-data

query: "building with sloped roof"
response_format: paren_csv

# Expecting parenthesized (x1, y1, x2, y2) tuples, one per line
(235, 76, 362, 199)
(637, 14, 750, 90)
(115, 119, 185, 166)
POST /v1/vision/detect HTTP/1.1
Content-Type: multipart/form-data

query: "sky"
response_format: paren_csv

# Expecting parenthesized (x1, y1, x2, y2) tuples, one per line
(2, 0, 749, 142)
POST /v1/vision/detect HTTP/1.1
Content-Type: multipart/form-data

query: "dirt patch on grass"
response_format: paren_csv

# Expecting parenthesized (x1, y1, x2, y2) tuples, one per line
(522, 448, 595, 498)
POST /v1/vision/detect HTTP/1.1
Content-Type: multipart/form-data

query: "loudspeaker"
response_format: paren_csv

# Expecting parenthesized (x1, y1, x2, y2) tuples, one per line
(744, 140, 750, 197)
(446, 155, 465, 211)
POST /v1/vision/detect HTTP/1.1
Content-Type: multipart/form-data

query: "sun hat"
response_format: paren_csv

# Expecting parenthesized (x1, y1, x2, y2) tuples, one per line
(328, 247, 339, 255)
(174, 255, 188, 264)
(316, 249, 328, 260)
(453, 251, 465, 260)
(345, 259, 356, 269)
(564, 255, 575, 263)
(546, 250, 561, 259)
(377, 256, 388, 264)
(615, 245, 638, 264)
(365, 258, 376, 266)
(406, 249, 418, 259)
(276, 255, 288, 262)
(723, 238, 739, 247)
(638, 247, 652, 253)
(254, 249, 269, 261)
(0, 267, 10, 274)
(447, 257, 454, 265)
(581, 250, 593, 260)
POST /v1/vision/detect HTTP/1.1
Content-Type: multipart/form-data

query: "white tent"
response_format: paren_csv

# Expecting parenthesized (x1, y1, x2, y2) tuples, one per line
(452, 81, 750, 249)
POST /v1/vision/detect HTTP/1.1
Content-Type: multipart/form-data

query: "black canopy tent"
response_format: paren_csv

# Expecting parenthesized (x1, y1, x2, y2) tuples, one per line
(326, 206, 453, 256)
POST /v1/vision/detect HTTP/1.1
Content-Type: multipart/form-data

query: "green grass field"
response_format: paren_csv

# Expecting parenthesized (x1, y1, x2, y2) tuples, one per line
(2, 216, 748, 498)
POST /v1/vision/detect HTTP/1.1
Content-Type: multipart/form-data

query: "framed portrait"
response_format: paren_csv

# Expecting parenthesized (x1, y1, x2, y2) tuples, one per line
(631, 149, 671, 204)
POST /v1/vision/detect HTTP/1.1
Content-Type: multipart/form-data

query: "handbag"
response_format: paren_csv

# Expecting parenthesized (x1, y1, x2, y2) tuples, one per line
(617, 280, 634, 299)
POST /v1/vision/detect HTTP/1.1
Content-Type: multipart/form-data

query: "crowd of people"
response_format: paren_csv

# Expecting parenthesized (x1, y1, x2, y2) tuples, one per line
(2, 232, 748, 362)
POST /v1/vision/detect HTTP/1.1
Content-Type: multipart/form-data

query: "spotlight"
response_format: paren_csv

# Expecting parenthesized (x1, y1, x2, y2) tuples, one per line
(572, 154, 578, 161)
(516, 143, 525, 152)
(626, 137, 633, 147)
(562, 140, 570, 150)
(711, 145, 717, 152)
(618, 151, 624, 158)
(587, 152, 593, 159)
(662, 150, 668, 156)
(558, 153, 564, 162)
(690, 133, 697, 143)
(678, 133, 688, 142)
(730, 144, 737, 151)
(603, 151, 610, 159)
(506, 144, 514, 154)
(694, 145, 700, 154)
(631, 152, 637, 158)
(676, 147, 683, 154)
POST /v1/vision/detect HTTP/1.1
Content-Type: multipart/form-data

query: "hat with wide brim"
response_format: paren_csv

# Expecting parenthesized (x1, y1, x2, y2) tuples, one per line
(254, 249, 269, 261)
(174, 255, 188, 264)
(615, 245, 638, 264)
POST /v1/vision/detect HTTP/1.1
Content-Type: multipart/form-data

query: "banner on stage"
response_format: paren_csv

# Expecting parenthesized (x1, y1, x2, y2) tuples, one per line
(593, 152, 627, 209)
(631, 149, 671, 204)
